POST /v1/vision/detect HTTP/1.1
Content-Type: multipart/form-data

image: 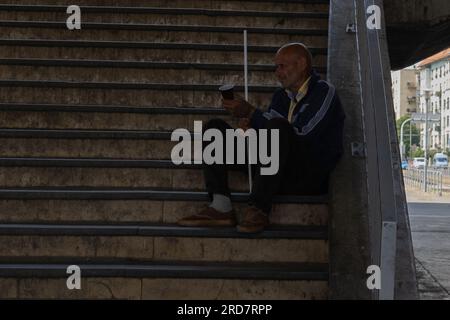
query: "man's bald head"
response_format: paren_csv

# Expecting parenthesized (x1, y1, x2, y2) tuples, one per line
(274, 43, 313, 92)
(276, 43, 313, 75)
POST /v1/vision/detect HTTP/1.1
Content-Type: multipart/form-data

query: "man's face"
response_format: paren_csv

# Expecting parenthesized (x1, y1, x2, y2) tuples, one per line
(274, 50, 306, 91)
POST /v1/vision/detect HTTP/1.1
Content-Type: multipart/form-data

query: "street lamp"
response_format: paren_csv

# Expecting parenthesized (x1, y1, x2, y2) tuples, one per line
(423, 89, 432, 192)
(400, 118, 412, 160)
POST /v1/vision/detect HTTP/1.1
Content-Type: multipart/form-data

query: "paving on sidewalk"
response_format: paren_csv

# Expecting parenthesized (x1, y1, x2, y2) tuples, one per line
(406, 186, 450, 300)
(415, 258, 450, 300)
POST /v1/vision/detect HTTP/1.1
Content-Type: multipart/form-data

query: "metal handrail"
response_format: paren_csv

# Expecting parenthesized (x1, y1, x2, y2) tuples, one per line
(357, 0, 399, 300)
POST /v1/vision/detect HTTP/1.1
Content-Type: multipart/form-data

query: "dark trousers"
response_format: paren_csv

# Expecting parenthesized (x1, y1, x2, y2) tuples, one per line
(203, 118, 330, 214)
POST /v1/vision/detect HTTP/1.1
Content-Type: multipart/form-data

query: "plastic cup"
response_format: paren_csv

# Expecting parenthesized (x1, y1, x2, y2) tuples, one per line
(219, 84, 235, 100)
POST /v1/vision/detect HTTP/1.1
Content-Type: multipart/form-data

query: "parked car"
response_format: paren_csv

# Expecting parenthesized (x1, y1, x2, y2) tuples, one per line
(412, 157, 426, 169)
(433, 153, 448, 169)
(401, 160, 409, 170)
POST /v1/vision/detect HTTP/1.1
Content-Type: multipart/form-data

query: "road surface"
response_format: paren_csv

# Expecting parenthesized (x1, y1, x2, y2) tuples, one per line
(408, 202, 450, 299)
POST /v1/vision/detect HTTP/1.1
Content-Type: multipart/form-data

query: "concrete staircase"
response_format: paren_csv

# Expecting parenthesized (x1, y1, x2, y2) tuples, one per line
(0, 0, 330, 299)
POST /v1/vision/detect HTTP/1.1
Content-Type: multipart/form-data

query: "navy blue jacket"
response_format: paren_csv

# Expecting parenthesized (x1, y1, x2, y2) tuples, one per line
(250, 70, 345, 173)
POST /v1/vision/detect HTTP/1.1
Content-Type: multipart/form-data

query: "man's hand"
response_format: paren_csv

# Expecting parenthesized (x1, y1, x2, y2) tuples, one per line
(222, 98, 256, 118)
(238, 118, 251, 131)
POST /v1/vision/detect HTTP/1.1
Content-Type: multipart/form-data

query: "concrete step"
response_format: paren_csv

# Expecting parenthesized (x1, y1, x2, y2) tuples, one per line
(0, 21, 327, 47)
(0, 0, 330, 13)
(0, 127, 220, 159)
(0, 105, 235, 131)
(0, 189, 329, 226)
(0, 223, 328, 263)
(0, 61, 326, 84)
(0, 261, 329, 299)
(1, 126, 311, 162)
(0, 165, 250, 192)
(0, 136, 174, 159)
(0, 6, 329, 29)
(0, 64, 309, 86)
(0, 86, 273, 108)
(0, 39, 328, 64)
(0, 234, 327, 262)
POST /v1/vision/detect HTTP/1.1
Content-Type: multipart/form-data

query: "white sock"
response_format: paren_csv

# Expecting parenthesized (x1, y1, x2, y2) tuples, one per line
(209, 194, 233, 213)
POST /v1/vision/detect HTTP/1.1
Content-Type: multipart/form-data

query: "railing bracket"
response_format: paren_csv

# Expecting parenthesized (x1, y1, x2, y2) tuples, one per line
(346, 23, 356, 33)
(351, 142, 366, 158)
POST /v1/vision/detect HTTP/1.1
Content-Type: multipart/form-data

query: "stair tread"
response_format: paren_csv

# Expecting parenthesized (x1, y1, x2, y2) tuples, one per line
(0, 223, 328, 239)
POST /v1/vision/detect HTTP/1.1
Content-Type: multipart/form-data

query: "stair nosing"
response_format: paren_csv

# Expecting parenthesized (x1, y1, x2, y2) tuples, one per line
(0, 188, 328, 203)
(0, 104, 228, 114)
(0, 262, 329, 280)
(0, 158, 201, 168)
(0, 58, 327, 73)
(0, 20, 329, 35)
(0, 39, 328, 54)
(0, 128, 176, 139)
(0, 80, 278, 92)
(0, 223, 328, 239)
(0, 5, 329, 18)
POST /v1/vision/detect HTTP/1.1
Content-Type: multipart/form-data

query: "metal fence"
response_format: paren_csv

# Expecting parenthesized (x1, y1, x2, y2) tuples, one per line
(403, 168, 443, 196)
(440, 167, 450, 176)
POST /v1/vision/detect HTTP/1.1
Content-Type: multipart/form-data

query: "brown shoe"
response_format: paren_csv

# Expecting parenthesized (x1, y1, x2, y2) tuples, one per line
(237, 206, 269, 233)
(177, 205, 237, 227)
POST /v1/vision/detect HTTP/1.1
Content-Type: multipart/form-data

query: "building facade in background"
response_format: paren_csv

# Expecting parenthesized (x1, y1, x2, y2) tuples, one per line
(416, 48, 450, 152)
(391, 68, 418, 120)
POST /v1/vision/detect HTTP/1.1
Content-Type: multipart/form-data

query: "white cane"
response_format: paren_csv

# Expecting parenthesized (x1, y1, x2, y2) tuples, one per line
(243, 30, 252, 193)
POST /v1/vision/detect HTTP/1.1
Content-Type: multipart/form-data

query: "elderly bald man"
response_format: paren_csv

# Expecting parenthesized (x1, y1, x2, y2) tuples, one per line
(178, 43, 345, 233)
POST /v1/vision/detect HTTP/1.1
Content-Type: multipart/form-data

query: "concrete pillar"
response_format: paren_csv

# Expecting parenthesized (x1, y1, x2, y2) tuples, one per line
(328, 0, 372, 299)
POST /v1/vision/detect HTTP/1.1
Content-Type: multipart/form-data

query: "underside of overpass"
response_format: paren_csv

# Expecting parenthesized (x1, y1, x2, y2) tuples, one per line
(385, 0, 450, 70)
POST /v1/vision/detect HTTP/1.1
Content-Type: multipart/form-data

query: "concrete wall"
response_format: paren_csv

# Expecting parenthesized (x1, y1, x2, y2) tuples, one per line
(417, 59, 450, 151)
(328, 0, 372, 299)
